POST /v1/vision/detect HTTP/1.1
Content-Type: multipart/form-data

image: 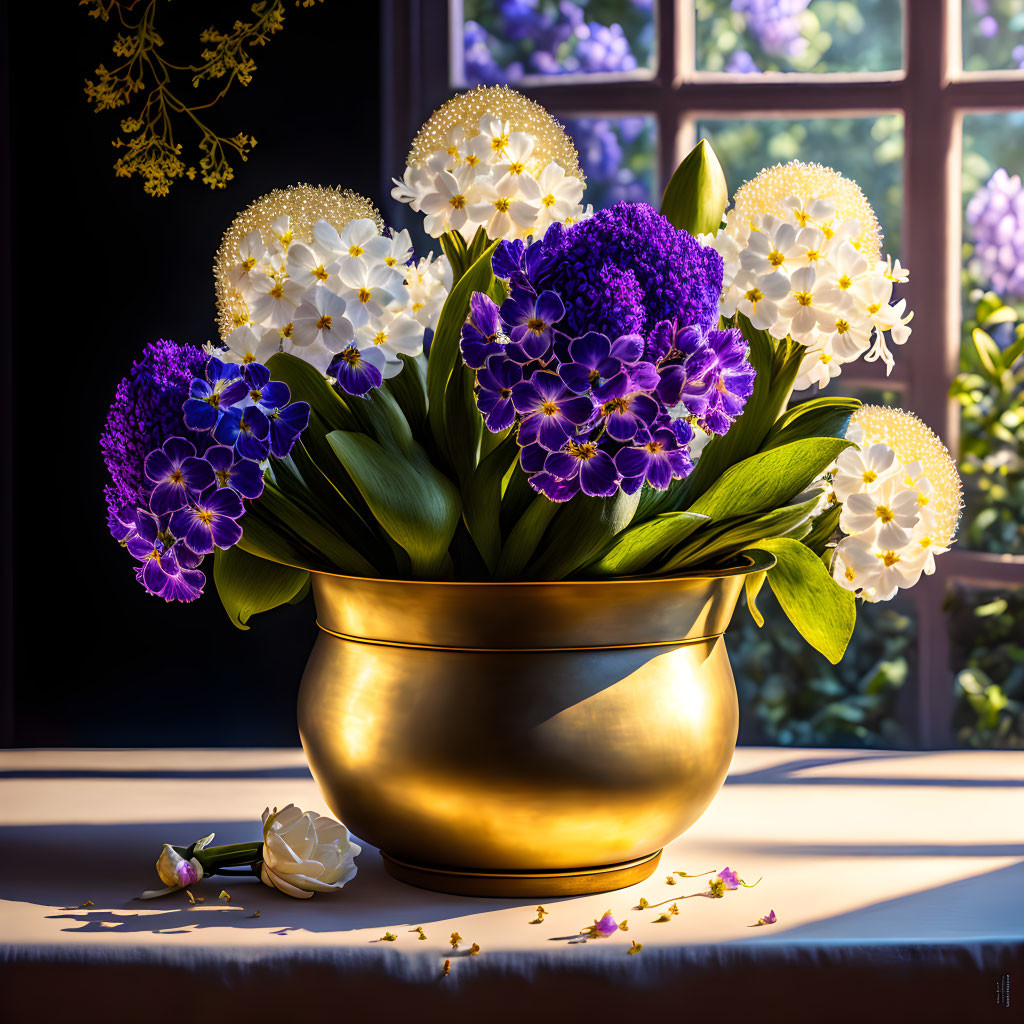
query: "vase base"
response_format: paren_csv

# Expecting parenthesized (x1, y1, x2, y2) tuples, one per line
(380, 849, 663, 898)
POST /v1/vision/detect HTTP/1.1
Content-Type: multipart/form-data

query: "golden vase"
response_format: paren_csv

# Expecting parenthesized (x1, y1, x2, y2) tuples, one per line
(297, 553, 774, 898)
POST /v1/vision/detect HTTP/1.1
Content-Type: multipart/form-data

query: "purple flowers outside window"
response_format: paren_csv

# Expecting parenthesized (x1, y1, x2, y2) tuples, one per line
(460, 201, 755, 503)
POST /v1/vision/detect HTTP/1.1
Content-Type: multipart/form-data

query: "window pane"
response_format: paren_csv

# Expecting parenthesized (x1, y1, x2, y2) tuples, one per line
(459, 0, 655, 85)
(560, 114, 657, 207)
(948, 584, 1024, 748)
(695, 115, 905, 255)
(695, 0, 902, 73)
(957, 113, 1024, 555)
(729, 588, 914, 748)
(962, 0, 1024, 72)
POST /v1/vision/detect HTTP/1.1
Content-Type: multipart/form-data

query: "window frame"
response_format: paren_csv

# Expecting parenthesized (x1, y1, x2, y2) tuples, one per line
(380, 0, 1024, 747)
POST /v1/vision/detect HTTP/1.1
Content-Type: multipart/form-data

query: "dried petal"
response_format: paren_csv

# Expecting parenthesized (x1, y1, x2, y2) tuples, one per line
(468, 942, 481, 956)
(628, 940, 643, 955)
(381, 931, 398, 942)
(450, 931, 462, 949)
(441, 959, 451, 976)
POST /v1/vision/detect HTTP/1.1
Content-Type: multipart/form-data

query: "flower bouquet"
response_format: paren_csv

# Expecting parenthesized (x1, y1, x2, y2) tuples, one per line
(102, 87, 962, 896)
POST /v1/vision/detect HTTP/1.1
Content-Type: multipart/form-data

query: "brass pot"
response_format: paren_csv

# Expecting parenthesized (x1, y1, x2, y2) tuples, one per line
(297, 553, 774, 898)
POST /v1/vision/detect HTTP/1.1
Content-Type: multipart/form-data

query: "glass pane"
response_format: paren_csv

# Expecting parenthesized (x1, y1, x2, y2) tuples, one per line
(962, 0, 1024, 71)
(729, 588, 915, 748)
(695, 0, 902, 73)
(957, 113, 1024, 555)
(560, 114, 657, 208)
(460, 0, 655, 84)
(695, 115, 905, 256)
(948, 584, 1024, 748)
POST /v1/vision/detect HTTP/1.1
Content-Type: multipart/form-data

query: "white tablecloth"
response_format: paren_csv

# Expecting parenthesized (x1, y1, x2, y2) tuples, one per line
(1, 747, 1021, 1022)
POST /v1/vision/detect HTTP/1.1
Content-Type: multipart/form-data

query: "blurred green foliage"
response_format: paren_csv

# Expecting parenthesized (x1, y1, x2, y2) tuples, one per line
(950, 291, 1024, 555)
(728, 586, 912, 747)
(948, 586, 1024, 748)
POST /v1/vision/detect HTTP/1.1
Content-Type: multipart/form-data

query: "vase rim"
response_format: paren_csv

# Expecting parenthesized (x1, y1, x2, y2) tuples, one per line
(279, 550, 776, 587)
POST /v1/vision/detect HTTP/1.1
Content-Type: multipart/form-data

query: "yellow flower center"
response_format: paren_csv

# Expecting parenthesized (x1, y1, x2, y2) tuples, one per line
(465, 154, 480, 166)
(216, 468, 231, 487)
(844, 566, 856, 581)
(820, 353, 832, 364)
(385, 256, 397, 266)
(768, 250, 785, 267)
(919, 493, 930, 506)
(493, 197, 511, 213)
(526, 316, 546, 334)
(281, 322, 294, 338)
(341, 347, 361, 366)
(835, 318, 850, 334)
(645, 440, 664, 454)
(450, 194, 467, 210)
(313, 265, 329, 282)
(867, 302, 881, 315)
(270, 284, 283, 300)
(540, 400, 559, 416)
(241, 257, 257, 272)
(878, 550, 901, 567)
(745, 287, 764, 304)
(542, 193, 557, 207)
(805, 249, 821, 262)
(316, 315, 333, 330)
(838, 274, 853, 290)
(170, 469, 184, 485)
(862, 469, 877, 484)
(875, 505, 895, 523)
(567, 440, 597, 460)
(349, 245, 364, 258)
(794, 209, 810, 226)
(601, 396, 631, 415)
(795, 291, 814, 307)
(491, 133, 509, 151)
(358, 287, 372, 304)
(509, 161, 524, 174)
(232, 312, 249, 327)
(196, 509, 214, 526)
(373, 331, 388, 345)
(412, 301, 423, 311)
(920, 536, 932, 548)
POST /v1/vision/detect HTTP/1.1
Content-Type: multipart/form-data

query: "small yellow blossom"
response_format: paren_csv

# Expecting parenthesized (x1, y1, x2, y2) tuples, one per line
(628, 940, 643, 955)
(411, 926, 427, 940)
(381, 931, 398, 942)
(450, 931, 462, 949)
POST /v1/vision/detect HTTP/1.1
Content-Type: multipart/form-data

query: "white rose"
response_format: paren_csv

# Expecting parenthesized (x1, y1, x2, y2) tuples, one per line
(260, 804, 361, 899)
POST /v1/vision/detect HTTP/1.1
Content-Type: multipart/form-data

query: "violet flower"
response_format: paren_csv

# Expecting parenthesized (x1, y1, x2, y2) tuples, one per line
(144, 437, 215, 515)
(327, 345, 386, 397)
(594, 373, 660, 442)
(204, 445, 264, 500)
(543, 439, 619, 499)
(512, 372, 595, 451)
(169, 486, 245, 555)
(475, 354, 523, 432)
(615, 427, 693, 492)
(499, 288, 565, 361)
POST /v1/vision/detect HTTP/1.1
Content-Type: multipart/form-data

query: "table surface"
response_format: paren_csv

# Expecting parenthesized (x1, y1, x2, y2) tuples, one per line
(1, 746, 1022, 1021)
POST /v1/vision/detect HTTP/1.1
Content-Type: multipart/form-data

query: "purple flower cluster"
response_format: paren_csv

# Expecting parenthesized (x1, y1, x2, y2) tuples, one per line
(731, 0, 810, 60)
(460, 203, 755, 503)
(104, 354, 310, 602)
(100, 340, 210, 537)
(966, 168, 1024, 299)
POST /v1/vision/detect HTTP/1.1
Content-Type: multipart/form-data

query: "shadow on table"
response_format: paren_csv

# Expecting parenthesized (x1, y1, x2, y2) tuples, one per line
(725, 751, 1024, 788)
(0, 821, 540, 936)
(728, 858, 1024, 944)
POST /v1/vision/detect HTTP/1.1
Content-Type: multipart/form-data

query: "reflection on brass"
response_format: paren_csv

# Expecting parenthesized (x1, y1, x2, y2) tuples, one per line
(297, 555, 774, 898)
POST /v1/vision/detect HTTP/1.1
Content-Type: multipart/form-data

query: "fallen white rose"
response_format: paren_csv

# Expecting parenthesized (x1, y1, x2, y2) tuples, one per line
(260, 804, 361, 899)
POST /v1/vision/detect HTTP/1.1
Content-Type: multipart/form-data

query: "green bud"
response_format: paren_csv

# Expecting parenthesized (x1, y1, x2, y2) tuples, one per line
(660, 139, 729, 238)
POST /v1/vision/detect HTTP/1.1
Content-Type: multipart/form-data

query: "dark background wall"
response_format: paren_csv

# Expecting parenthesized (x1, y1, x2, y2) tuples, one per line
(4, 1, 384, 746)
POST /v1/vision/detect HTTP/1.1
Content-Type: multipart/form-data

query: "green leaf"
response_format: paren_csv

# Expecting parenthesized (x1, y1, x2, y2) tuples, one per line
(660, 139, 728, 237)
(265, 352, 358, 431)
(527, 489, 642, 581)
(349, 385, 416, 459)
(665, 492, 822, 572)
(237, 504, 321, 570)
(762, 395, 861, 450)
(687, 437, 851, 521)
(426, 240, 500, 459)
(745, 570, 767, 628)
(973, 327, 1002, 377)
(213, 546, 310, 631)
(463, 432, 519, 572)
(803, 503, 842, 557)
(745, 537, 856, 665)
(671, 319, 803, 510)
(251, 482, 377, 576)
(585, 511, 709, 577)
(327, 430, 461, 577)
(1002, 333, 1024, 371)
(383, 354, 427, 436)
(495, 494, 560, 580)
(439, 229, 469, 280)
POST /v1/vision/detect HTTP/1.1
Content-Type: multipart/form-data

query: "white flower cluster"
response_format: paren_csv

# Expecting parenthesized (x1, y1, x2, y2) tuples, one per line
(391, 114, 587, 241)
(713, 198, 913, 392)
(830, 421, 949, 603)
(217, 215, 451, 378)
